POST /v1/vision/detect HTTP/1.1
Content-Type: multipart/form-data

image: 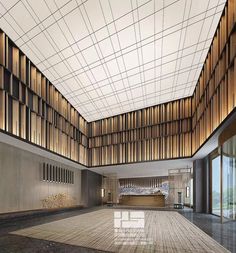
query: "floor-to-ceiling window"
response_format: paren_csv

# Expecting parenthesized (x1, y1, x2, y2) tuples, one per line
(210, 128, 236, 222)
(211, 155, 221, 216)
(222, 135, 236, 221)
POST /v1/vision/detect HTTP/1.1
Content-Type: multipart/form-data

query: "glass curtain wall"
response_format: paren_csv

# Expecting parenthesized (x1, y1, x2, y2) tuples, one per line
(210, 119, 236, 222)
(211, 156, 221, 216)
(222, 135, 236, 221)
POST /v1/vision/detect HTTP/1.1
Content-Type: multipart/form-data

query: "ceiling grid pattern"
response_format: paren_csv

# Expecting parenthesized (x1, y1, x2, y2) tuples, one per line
(0, 0, 226, 121)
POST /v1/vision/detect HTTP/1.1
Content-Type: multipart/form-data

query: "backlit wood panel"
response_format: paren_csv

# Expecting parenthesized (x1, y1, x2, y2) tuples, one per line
(0, 29, 88, 166)
(191, 1, 236, 154)
(0, 0, 236, 167)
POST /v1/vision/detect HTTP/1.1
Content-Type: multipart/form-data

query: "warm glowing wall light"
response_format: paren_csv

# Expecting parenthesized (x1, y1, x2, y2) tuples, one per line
(101, 188, 105, 198)
(186, 186, 190, 198)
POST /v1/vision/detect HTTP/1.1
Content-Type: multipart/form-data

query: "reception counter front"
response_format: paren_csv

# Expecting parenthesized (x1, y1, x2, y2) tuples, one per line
(119, 194, 165, 207)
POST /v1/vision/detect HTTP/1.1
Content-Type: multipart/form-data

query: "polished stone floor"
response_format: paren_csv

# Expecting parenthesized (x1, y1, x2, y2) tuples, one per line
(0, 207, 235, 253)
(181, 210, 236, 253)
(0, 207, 106, 253)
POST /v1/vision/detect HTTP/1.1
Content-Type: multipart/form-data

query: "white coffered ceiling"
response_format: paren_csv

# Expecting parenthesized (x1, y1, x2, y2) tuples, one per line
(0, 0, 226, 122)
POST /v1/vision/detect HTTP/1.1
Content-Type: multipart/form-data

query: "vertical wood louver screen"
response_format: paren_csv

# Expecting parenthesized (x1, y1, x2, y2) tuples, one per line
(0, 0, 236, 167)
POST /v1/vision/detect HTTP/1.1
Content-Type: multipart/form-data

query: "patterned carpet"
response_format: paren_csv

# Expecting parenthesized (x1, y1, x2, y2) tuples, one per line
(11, 209, 230, 253)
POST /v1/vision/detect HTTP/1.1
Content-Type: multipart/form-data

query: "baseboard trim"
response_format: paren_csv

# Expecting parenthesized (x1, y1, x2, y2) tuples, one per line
(0, 205, 84, 220)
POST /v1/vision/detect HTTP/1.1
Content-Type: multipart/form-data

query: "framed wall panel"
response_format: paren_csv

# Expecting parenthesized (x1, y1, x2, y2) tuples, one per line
(36, 115, 41, 146)
(20, 104, 26, 139)
(30, 111, 36, 144)
(12, 47, 19, 78)
(0, 66, 3, 89)
(0, 90, 5, 130)
(0, 32, 5, 66)
(12, 99, 19, 136)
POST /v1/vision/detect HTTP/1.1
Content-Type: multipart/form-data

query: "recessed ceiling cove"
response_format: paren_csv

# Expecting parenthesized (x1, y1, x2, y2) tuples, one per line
(0, 0, 226, 121)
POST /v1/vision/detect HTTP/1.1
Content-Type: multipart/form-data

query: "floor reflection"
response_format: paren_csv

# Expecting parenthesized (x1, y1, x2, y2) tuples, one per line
(180, 210, 236, 253)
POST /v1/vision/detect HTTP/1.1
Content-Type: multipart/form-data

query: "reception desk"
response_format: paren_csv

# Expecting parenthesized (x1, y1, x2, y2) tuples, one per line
(119, 194, 165, 207)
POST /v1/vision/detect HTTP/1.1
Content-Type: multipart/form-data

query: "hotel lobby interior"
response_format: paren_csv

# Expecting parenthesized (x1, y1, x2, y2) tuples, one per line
(0, 0, 236, 252)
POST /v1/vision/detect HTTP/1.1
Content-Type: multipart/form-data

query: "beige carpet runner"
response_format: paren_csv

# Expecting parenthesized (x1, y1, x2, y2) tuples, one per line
(11, 209, 230, 253)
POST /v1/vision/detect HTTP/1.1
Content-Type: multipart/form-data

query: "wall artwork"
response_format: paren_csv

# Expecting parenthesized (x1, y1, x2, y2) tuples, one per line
(119, 177, 169, 199)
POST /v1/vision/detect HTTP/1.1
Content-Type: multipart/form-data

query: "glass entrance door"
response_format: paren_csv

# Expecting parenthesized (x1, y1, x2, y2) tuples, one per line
(211, 156, 221, 216)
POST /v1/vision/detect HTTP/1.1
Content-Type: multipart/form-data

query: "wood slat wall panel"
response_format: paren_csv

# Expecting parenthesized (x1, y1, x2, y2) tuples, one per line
(191, 1, 236, 154)
(0, 0, 236, 167)
(88, 97, 192, 166)
(88, 1, 236, 166)
(0, 29, 88, 166)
